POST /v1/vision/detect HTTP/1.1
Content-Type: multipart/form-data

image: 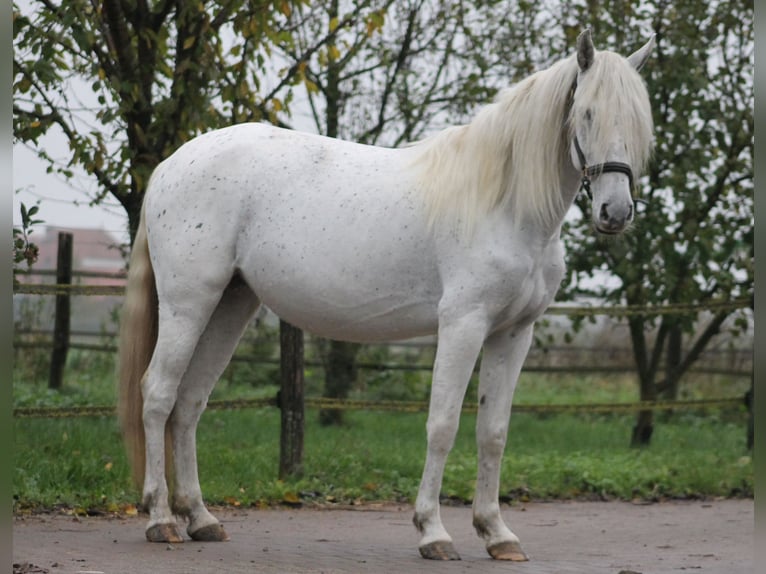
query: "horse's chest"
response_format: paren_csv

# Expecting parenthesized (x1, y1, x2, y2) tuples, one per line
(503, 260, 562, 323)
(470, 245, 565, 332)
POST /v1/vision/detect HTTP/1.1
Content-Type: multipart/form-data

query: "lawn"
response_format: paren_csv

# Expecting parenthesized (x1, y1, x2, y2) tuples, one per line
(13, 405, 752, 514)
(13, 348, 752, 513)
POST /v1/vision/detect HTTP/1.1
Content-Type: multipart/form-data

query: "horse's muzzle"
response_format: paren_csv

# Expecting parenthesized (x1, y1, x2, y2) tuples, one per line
(595, 201, 633, 234)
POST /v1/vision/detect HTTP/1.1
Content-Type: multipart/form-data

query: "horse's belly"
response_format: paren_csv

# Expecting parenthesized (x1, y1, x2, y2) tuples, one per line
(242, 245, 441, 342)
(238, 214, 442, 342)
(258, 291, 440, 342)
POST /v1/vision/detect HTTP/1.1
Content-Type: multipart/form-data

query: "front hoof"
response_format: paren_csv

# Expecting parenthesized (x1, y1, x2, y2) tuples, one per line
(487, 540, 528, 561)
(189, 523, 230, 542)
(146, 523, 184, 543)
(419, 540, 461, 560)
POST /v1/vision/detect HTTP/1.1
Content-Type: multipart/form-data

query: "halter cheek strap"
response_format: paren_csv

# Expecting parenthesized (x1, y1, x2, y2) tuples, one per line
(573, 135, 634, 201)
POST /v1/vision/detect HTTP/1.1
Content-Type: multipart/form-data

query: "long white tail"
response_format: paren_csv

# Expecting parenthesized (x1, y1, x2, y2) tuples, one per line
(117, 206, 158, 490)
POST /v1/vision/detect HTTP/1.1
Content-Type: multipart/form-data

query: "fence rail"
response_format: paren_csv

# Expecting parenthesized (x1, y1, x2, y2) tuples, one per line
(13, 395, 745, 419)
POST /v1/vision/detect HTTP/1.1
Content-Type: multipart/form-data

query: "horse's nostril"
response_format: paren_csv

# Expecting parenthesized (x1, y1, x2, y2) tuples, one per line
(600, 203, 609, 222)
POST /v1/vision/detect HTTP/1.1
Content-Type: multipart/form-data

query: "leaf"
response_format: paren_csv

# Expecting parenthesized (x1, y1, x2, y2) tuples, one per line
(183, 36, 196, 50)
(16, 77, 32, 93)
(282, 491, 300, 504)
(303, 77, 319, 94)
(366, 11, 385, 37)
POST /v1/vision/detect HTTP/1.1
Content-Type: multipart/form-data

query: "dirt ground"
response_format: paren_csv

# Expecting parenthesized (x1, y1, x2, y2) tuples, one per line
(12, 499, 753, 574)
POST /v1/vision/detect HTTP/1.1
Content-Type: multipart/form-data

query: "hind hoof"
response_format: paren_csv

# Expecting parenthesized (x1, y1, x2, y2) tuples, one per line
(487, 540, 529, 561)
(146, 523, 184, 543)
(419, 540, 461, 560)
(190, 523, 230, 542)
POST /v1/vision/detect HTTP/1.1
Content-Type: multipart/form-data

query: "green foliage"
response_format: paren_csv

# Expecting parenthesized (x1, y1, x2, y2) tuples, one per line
(13, 0, 309, 238)
(551, 1, 754, 429)
(355, 343, 433, 402)
(13, 348, 117, 409)
(13, 202, 43, 268)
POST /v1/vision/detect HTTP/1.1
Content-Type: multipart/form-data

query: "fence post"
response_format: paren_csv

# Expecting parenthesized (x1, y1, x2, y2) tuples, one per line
(49, 232, 73, 389)
(279, 319, 304, 479)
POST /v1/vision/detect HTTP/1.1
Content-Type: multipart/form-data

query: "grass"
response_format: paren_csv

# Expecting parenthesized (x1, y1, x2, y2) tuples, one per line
(12, 348, 753, 514)
(13, 406, 752, 514)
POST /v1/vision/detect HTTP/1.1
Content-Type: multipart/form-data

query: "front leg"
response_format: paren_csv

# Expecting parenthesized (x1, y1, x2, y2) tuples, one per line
(414, 311, 489, 560)
(472, 325, 533, 561)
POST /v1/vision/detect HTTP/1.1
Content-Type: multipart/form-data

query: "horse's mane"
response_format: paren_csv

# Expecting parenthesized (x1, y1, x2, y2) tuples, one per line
(411, 49, 654, 235)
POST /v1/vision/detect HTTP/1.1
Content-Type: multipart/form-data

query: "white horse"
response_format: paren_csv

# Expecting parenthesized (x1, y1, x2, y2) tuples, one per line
(119, 30, 655, 561)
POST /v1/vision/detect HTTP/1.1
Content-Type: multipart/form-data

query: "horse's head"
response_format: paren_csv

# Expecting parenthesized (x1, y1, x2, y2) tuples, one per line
(569, 29, 655, 235)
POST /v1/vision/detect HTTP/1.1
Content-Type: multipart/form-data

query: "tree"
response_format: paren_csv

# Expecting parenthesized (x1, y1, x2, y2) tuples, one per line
(557, 0, 753, 445)
(13, 0, 334, 241)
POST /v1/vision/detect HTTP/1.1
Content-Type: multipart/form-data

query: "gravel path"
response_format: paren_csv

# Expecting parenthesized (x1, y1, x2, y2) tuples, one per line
(13, 499, 754, 574)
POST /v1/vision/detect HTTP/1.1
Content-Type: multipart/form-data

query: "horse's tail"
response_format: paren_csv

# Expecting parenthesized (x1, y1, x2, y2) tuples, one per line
(118, 202, 158, 491)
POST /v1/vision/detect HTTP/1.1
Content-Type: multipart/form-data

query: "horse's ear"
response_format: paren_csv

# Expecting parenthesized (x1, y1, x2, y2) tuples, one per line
(627, 34, 656, 72)
(577, 29, 595, 72)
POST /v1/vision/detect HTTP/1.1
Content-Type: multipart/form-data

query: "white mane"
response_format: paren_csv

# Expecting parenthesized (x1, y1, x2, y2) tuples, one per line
(411, 49, 654, 235)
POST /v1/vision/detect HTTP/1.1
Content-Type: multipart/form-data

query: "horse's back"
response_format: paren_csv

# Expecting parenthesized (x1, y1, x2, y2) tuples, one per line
(144, 123, 442, 342)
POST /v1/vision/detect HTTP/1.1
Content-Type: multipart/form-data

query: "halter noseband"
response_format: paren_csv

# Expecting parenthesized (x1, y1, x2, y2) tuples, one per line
(572, 134, 634, 201)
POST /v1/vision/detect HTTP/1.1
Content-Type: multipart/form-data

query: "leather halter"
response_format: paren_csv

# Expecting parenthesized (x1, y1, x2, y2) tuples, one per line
(572, 134, 634, 201)
(568, 78, 637, 202)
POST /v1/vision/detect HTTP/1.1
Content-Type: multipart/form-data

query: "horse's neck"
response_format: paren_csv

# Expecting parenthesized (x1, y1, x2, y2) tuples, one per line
(520, 161, 582, 241)
(558, 161, 584, 217)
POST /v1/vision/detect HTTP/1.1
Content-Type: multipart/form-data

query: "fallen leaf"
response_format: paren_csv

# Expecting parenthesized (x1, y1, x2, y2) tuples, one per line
(282, 491, 300, 504)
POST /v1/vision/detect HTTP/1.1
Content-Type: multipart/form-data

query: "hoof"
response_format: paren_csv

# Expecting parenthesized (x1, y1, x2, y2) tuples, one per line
(487, 540, 529, 561)
(419, 540, 461, 560)
(146, 523, 184, 543)
(189, 522, 230, 542)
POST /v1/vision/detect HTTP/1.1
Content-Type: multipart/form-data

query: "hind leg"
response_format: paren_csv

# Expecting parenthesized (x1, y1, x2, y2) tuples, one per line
(141, 280, 231, 543)
(169, 276, 260, 541)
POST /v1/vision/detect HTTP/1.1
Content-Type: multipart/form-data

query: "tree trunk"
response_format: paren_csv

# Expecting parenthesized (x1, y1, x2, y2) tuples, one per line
(628, 315, 655, 447)
(632, 370, 656, 447)
(661, 323, 683, 400)
(631, 408, 654, 447)
(319, 341, 360, 426)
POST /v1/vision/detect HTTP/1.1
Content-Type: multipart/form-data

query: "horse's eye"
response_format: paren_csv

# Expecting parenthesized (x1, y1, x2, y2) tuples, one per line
(585, 109, 593, 123)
